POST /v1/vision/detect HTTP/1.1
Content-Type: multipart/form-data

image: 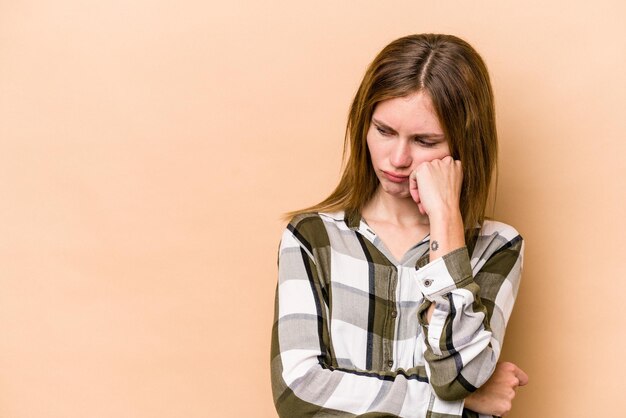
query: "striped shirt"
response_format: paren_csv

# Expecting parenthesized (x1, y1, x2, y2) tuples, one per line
(271, 211, 524, 417)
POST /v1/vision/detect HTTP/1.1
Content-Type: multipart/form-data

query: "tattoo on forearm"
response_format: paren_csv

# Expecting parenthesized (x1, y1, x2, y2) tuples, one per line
(431, 240, 439, 251)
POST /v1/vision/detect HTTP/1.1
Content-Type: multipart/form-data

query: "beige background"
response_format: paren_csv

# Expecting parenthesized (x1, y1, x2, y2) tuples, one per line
(1, 1, 625, 417)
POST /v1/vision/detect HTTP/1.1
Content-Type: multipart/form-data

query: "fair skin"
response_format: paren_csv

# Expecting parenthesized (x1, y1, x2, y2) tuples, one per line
(465, 361, 529, 416)
(361, 91, 464, 264)
(360, 91, 528, 415)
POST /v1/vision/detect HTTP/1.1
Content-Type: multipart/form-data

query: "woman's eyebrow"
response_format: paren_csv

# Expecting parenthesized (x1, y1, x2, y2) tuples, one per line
(372, 118, 445, 139)
(412, 133, 446, 139)
(372, 118, 398, 133)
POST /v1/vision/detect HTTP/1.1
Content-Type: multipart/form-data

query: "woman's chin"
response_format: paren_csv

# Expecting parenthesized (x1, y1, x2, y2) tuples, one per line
(380, 184, 411, 200)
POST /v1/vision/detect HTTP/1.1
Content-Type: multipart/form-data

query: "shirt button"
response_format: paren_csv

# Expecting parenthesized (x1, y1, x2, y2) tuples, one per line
(387, 360, 393, 368)
(391, 310, 397, 318)
(424, 279, 433, 287)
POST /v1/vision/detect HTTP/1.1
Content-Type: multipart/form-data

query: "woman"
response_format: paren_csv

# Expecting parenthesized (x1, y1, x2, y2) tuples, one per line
(271, 34, 528, 417)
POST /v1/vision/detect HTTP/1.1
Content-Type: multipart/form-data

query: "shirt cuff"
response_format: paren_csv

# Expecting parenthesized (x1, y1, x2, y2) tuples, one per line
(414, 247, 474, 300)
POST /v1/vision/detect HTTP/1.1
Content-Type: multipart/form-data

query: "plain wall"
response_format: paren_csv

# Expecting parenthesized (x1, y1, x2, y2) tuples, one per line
(1, 1, 625, 417)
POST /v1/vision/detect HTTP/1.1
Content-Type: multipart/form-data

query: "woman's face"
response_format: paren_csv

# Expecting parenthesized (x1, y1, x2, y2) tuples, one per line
(366, 91, 451, 199)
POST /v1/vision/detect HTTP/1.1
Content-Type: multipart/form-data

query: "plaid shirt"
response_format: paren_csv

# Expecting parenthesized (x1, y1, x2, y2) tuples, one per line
(271, 211, 523, 417)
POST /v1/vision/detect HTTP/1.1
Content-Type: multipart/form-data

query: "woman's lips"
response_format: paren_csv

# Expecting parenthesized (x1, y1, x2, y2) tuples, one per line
(382, 171, 410, 183)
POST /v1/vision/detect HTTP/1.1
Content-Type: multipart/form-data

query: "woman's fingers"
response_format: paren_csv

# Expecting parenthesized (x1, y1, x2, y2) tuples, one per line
(409, 171, 421, 204)
(411, 157, 463, 216)
(514, 365, 529, 386)
(417, 202, 426, 215)
(464, 361, 527, 416)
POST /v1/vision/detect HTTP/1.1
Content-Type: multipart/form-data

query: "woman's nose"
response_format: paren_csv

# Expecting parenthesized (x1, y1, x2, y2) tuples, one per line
(390, 141, 412, 168)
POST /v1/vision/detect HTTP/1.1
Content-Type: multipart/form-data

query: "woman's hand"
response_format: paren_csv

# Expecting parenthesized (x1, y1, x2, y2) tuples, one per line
(409, 156, 463, 217)
(464, 362, 529, 417)
(410, 156, 465, 261)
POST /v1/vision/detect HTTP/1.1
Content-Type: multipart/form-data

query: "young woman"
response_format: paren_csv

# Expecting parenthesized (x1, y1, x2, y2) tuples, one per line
(271, 34, 528, 418)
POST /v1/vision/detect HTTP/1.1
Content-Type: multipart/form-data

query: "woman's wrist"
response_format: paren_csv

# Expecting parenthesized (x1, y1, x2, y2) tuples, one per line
(463, 392, 477, 411)
(428, 208, 465, 261)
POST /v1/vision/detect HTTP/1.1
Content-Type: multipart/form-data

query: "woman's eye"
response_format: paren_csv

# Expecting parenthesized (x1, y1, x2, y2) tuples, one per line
(376, 126, 390, 136)
(414, 137, 436, 147)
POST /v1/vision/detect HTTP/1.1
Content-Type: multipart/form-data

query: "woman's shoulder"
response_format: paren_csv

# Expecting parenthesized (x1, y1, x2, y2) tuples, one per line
(287, 211, 346, 229)
(469, 219, 523, 263)
(285, 211, 351, 246)
(283, 211, 346, 249)
(479, 219, 522, 242)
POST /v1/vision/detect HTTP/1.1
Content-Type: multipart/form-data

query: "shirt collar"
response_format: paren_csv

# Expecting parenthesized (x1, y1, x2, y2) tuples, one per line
(344, 208, 362, 230)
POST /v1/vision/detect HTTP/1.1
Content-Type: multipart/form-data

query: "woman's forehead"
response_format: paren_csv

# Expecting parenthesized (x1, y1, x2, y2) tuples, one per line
(372, 92, 443, 135)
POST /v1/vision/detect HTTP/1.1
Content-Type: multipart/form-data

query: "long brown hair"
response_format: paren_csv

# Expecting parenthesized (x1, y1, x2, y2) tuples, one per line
(288, 34, 498, 240)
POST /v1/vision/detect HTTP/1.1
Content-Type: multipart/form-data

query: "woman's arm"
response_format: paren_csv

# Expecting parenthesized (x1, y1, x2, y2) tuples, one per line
(271, 215, 465, 418)
(414, 227, 524, 402)
(409, 157, 525, 403)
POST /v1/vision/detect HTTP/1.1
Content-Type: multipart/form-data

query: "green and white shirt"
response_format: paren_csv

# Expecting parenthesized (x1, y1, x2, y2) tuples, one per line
(271, 211, 523, 417)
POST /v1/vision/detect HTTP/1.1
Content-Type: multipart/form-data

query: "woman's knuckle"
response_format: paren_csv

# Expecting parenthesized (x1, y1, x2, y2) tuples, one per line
(500, 361, 513, 370)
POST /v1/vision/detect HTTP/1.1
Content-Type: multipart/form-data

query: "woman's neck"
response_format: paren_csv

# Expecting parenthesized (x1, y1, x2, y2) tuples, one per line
(361, 187, 429, 227)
